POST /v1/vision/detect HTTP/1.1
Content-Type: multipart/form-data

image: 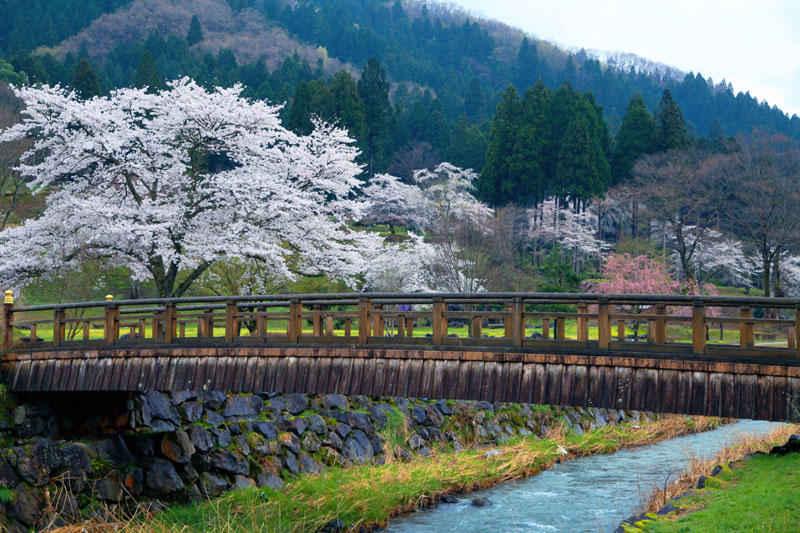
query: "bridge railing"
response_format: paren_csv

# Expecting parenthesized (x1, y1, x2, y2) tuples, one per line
(3, 292, 800, 360)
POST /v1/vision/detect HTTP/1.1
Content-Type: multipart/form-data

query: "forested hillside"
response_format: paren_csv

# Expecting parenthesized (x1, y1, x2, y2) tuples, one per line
(1, 0, 799, 180)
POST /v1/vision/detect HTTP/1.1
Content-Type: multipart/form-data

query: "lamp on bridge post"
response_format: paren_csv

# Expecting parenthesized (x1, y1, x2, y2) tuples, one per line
(2, 290, 13, 350)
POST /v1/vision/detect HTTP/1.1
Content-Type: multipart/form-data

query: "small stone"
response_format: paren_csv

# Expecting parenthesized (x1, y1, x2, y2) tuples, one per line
(287, 417, 306, 436)
(145, 458, 184, 494)
(253, 421, 277, 440)
(204, 411, 225, 427)
(207, 450, 249, 476)
(697, 475, 707, 489)
(161, 431, 196, 464)
(711, 465, 723, 477)
(181, 402, 203, 422)
(441, 494, 459, 504)
(410, 406, 427, 425)
(283, 451, 299, 474)
(335, 422, 351, 439)
(656, 504, 679, 516)
(283, 393, 308, 415)
(95, 476, 125, 502)
(306, 415, 328, 435)
(322, 394, 348, 410)
(200, 391, 227, 410)
(150, 419, 177, 433)
(198, 472, 229, 498)
(322, 518, 348, 532)
(407, 434, 425, 450)
(9, 483, 43, 526)
(171, 390, 198, 405)
(278, 432, 301, 455)
(298, 454, 322, 475)
(188, 426, 214, 453)
(210, 427, 232, 448)
(256, 471, 285, 490)
(142, 391, 180, 424)
(233, 475, 254, 490)
(302, 432, 322, 453)
(471, 497, 491, 507)
(222, 396, 258, 419)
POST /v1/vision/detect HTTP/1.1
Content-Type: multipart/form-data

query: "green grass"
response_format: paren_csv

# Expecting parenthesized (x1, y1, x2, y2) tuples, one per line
(642, 452, 800, 532)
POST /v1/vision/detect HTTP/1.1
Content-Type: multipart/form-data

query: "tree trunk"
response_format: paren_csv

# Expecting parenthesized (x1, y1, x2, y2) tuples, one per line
(762, 254, 771, 298)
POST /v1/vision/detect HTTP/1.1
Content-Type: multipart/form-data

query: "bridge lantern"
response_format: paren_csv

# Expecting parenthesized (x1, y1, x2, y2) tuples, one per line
(105, 294, 113, 302)
(3, 290, 12, 305)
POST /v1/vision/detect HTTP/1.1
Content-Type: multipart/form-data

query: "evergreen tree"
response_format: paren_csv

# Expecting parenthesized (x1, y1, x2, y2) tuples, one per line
(286, 80, 317, 135)
(509, 81, 551, 205)
(611, 93, 657, 184)
(325, 70, 367, 139)
(358, 57, 392, 179)
(133, 51, 163, 93)
(187, 15, 204, 46)
(655, 89, 690, 150)
(71, 59, 101, 99)
(446, 115, 487, 172)
(516, 37, 541, 90)
(556, 112, 598, 202)
(464, 77, 484, 121)
(478, 85, 521, 206)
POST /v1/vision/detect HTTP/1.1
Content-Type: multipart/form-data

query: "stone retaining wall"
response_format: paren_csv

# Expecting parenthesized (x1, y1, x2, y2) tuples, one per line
(0, 389, 651, 531)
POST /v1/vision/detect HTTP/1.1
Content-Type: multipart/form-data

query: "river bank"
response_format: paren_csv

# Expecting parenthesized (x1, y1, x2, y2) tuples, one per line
(622, 427, 800, 532)
(75, 414, 722, 532)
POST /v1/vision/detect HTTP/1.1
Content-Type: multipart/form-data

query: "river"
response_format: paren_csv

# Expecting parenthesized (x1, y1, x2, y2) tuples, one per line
(385, 419, 783, 533)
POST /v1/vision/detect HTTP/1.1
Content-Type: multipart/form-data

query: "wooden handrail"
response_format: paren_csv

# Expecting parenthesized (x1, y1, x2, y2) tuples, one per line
(4, 292, 800, 361)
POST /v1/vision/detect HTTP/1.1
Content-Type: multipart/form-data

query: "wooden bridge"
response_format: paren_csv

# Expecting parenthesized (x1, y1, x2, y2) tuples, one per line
(2, 292, 799, 422)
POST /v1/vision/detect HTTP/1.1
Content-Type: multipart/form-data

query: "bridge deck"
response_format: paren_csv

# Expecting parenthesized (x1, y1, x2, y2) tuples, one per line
(3, 292, 800, 422)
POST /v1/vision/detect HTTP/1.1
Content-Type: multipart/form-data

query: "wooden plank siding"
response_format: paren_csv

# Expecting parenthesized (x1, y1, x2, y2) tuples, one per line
(4, 345, 800, 422)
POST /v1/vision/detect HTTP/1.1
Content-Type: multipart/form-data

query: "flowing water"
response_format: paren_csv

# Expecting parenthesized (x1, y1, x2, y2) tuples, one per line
(385, 419, 784, 533)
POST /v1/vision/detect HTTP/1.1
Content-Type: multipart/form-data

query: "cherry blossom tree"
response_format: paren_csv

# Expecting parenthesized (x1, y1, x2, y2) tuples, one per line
(0, 79, 385, 296)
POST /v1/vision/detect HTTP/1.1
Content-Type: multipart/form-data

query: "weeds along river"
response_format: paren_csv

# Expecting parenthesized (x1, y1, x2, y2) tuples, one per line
(385, 419, 784, 533)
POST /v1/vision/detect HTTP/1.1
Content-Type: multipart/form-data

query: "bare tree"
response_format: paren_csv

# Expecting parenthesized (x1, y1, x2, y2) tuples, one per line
(630, 149, 716, 281)
(709, 133, 800, 297)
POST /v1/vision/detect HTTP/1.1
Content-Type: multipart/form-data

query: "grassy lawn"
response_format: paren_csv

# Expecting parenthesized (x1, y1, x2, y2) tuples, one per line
(94, 416, 719, 533)
(641, 452, 800, 532)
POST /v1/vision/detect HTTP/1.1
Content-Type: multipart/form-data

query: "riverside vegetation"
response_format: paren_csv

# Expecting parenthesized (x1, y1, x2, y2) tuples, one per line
(619, 424, 800, 532)
(0, 382, 722, 532)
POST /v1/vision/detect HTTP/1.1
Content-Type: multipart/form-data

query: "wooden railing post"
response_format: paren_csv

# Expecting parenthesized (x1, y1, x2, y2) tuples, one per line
(164, 302, 177, 344)
(655, 304, 667, 344)
(598, 299, 610, 350)
(542, 318, 550, 339)
(795, 306, 800, 357)
(577, 303, 588, 341)
(2, 290, 14, 350)
(288, 299, 301, 343)
(325, 315, 334, 336)
(692, 301, 706, 355)
(358, 299, 370, 343)
(312, 305, 322, 336)
(103, 302, 117, 345)
(617, 319, 626, 341)
(504, 302, 512, 338)
(372, 303, 384, 337)
(54, 307, 65, 347)
(432, 299, 445, 345)
(511, 298, 523, 346)
(740, 306, 754, 348)
(471, 315, 482, 339)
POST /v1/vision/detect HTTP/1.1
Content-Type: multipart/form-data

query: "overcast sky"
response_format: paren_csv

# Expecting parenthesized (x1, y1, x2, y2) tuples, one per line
(453, 0, 800, 117)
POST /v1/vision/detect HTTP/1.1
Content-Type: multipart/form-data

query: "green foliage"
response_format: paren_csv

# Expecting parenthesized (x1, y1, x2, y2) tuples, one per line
(72, 59, 102, 99)
(611, 93, 658, 184)
(655, 89, 690, 151)
(133, 51, 163, 92)
(0, 59, 26, 86)
(358, 57, 393, 178)
(186, 15, 204, 46)
(0, 486, 13, 504)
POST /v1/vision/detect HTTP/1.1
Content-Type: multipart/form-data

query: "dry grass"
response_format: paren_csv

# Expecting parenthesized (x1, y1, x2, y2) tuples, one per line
(638, 423, 799, 515)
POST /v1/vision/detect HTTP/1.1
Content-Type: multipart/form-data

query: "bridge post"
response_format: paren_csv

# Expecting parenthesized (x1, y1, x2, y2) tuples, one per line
(372, 303, 384, 337)
(655, 304, 667, 344)
(2, 290, 13, 350)
(164, 302, 177, 344)
(358, 299, 371, 343)
(288, 300, 301, 343)
(512, 298, 523, 346)
(598, 299, 610, 349)
(796, 306, 800, 357)
(739, 306, 754, 349)
(432, 299, 445, 344)
(53, 307, 64, 347)
(312, 305, 322, 336)
(103, 304, 117, 345)
(504, 303, 512, 339)
(692, 301, 706, 354)
(577, 303, 588, 341)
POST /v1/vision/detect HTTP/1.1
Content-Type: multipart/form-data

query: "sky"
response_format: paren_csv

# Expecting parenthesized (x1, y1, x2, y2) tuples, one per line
(453, 0, 800, 117)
